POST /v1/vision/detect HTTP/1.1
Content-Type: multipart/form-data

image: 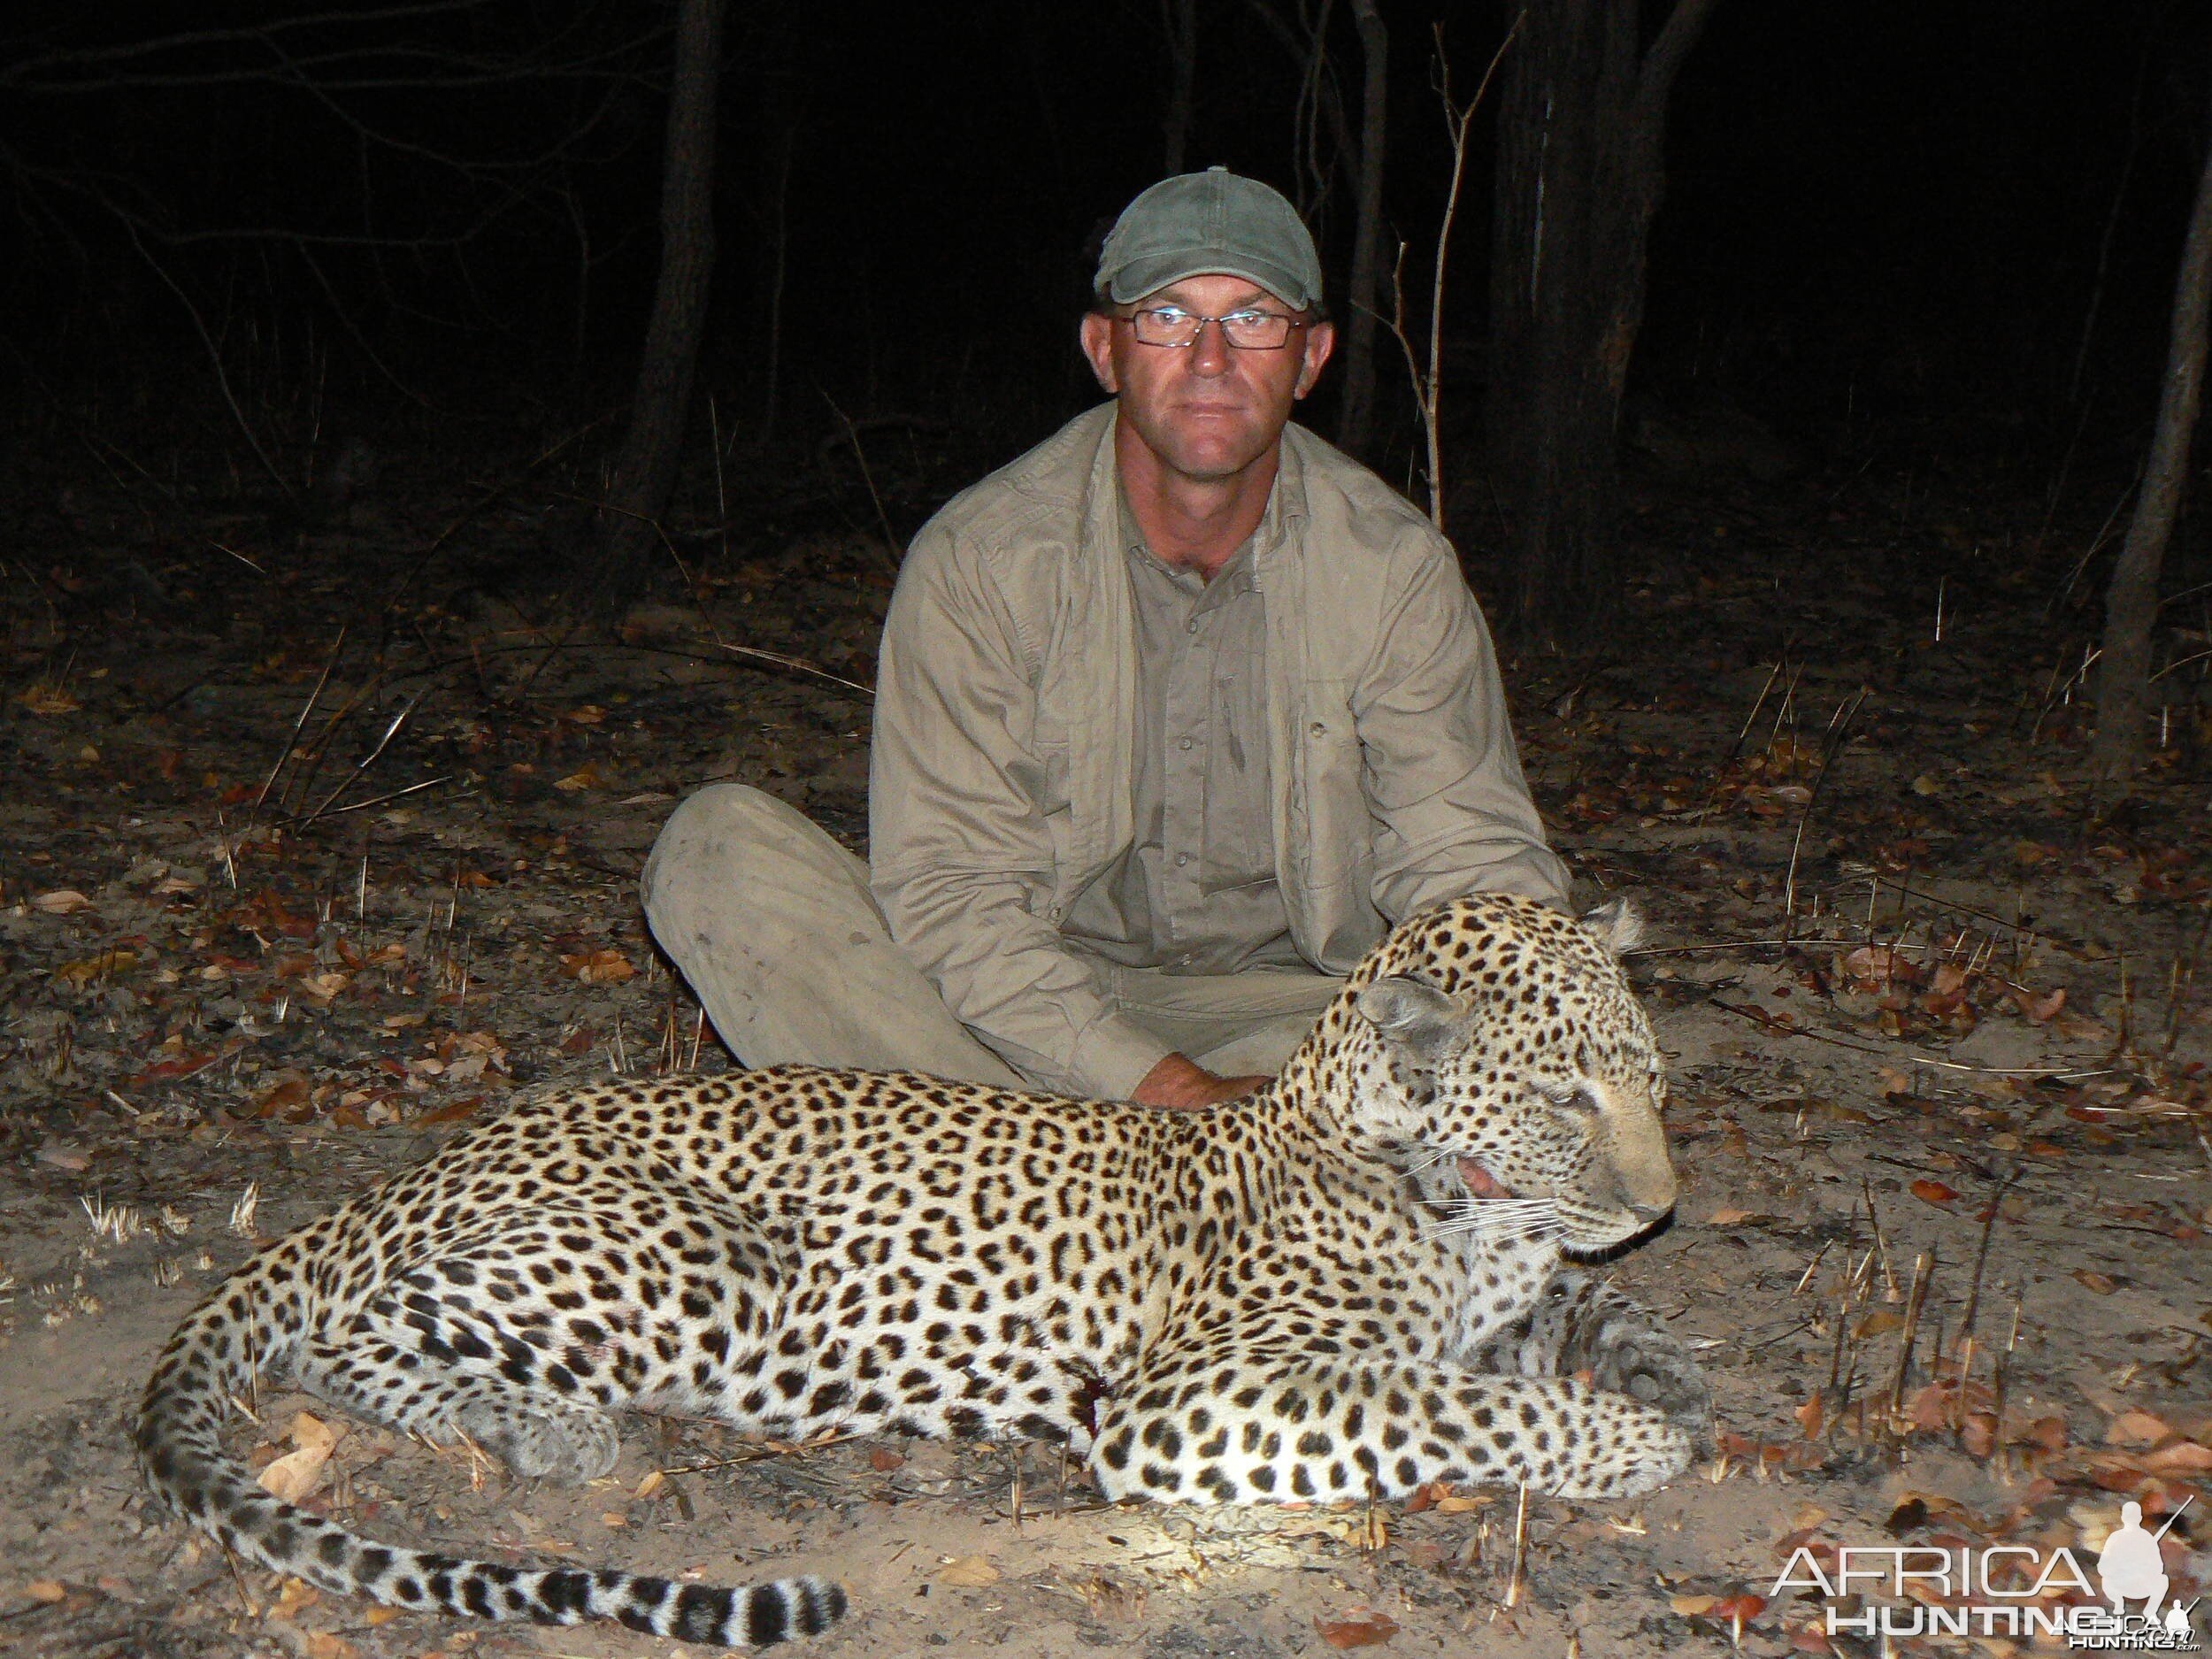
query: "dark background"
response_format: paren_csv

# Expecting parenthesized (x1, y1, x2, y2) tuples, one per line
(3, 0, 2208, 552)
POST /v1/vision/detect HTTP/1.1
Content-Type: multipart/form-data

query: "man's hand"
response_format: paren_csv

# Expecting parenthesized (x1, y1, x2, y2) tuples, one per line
(1130, 1052, 1272, 1110)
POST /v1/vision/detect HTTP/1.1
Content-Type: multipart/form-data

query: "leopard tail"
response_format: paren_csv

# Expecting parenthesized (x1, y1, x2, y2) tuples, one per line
(135, 1258, 845, 1647)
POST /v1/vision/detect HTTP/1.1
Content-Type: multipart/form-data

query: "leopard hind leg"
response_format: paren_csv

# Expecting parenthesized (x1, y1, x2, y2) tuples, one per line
(295, 1199, 783, 1486)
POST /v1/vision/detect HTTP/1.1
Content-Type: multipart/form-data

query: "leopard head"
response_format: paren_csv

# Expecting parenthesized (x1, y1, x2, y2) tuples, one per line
(1325, 894, 1676, 1256)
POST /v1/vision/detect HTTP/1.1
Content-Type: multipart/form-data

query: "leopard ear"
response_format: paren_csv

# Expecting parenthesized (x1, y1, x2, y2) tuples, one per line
(1579, 897, 1645, 957)
(1355, 977, 1471, 1065)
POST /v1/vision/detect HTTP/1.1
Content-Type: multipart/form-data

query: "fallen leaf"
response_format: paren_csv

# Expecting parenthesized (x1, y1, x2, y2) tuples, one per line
(553, 763, 605, 792)
(868, 1447, 905, 1472)
(53, 948, 139, 987)
(935, 1555, 1000, 1587)
(1909, 1179, 1959, 1206)
(253, 1078, 312, 1118)
(294, 971, 350, 1002)
(1433, 1494, 1491, 1514)
(1315, 1608, 1400, 1648)
(363, 1607, 403, 1627)
(24, 1579, 67, 1603)
(2010, 986, 2066, 1024)
(1853, 1310, 1905, 1337)
(303, 1633, 357, 1659)
(1794, 1392, 1825, 1439)
(2106, 1409, 2171, 1448)
(633, 1470, 665, 1502)
(35, 1138, 90, 1171)
(1706, 1206, 1778, 1226)
(413, 1096, 484, 1126)
(18, 683, 81, 715)
(2074, 1270, 2118, 1295)
(2140, 1440, 2212, 1475)
(1961, 1411, 1999, 1457)
(271, 1577, 320, 1619)
(29, 888, 93, 915)
(1671, 1594, 1721, 1617)
(257, 1441, 331, 1502)
(559, 949, 635, 985)
(1876, 1065, 1916, 1098)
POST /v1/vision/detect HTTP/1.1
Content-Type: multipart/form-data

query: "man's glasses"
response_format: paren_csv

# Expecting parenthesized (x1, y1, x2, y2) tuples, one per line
(1123, 305, 1302, 350)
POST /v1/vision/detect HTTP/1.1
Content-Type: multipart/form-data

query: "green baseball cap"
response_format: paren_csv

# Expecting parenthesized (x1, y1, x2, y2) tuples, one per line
(1095, 167, 1323, 312)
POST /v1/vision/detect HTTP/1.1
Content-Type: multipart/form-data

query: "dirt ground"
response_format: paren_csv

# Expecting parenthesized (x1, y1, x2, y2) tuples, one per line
(1, 433, 2208, 1659)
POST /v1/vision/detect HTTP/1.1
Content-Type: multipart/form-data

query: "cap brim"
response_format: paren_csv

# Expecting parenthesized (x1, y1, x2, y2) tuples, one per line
(1104, 253, 1317, 312)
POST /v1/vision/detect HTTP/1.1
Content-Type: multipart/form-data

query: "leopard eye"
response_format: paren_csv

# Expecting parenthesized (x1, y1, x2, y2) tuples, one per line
(1536, 1082, 1600, 1118)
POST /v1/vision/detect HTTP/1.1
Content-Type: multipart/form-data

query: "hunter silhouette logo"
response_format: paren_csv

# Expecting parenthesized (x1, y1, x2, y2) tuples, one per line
(1770, 1497, 2199, 1649)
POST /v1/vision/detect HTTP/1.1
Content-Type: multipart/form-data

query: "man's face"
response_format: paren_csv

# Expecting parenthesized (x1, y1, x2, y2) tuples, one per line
(1079, 273, 1335, 485)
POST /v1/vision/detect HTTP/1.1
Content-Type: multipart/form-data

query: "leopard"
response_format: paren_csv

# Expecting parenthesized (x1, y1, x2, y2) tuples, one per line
(137, 892, 1709, 1648)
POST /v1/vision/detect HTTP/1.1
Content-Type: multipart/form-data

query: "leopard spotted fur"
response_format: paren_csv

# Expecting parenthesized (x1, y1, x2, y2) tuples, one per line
(137, 893, 1708, 1647)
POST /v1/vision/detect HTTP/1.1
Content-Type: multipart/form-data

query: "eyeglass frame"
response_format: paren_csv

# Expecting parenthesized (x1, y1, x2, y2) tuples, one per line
(1116, 303, 1310, 351)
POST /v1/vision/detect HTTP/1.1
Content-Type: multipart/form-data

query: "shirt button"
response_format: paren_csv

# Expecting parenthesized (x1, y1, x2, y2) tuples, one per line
(1310, 721, 1327, 736)
(1175, 853, 1190, 867)
(1178, 736, 1194, 751)
(1186, 618, 1199, 634)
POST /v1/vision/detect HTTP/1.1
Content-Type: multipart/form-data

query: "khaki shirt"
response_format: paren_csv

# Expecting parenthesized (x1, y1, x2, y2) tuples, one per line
(1065, 493, 1302, 974)
(870, 403, 1570, 1098)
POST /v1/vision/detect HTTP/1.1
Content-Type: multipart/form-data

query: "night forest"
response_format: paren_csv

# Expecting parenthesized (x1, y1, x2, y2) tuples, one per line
(3, 2, 2211, 1655)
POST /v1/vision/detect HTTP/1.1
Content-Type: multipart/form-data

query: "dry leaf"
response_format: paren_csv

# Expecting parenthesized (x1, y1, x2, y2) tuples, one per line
(1706, 1206, 1775, 1226)
(1794, 1391, 1825, 1439)
(1670, 1594, 1720, 1616)
(254, 1078, 312, 1118)
(934, 1556, 1000, 1587)
(553, 763, 605, 792)
(633, 1470, 665, 1502)
(2074, 1270, 2118, 1295)
(29, 888, 93, 915)
(295, 971, 350, 1002)
(53, 949, 139, 987)
(1315, 1608, 1400, 1649)
(1433, 1494, 1490, 1513)
(18, 683, 81, 715)
(2141, 1440, 2212, 1474)
(257, 1442, 330, 1502)
(1854, 1310, 1906, 1337)
(303, 1633, 357, 1659)
(869, 1447, 905, 1471)
(2011, 986, 2066, 1024)
(558, 949, 635, 985)
(271, 1576, 320, 1618)
(363, 1607, 403, 1627)
(2106, 1409, 2171, 1448)
(288, 1411, 341, 1457)
(1909, 1179, 1959, 1205)
(1876, 1065, 1916, 1098)
(24, 1579, 67, 1603)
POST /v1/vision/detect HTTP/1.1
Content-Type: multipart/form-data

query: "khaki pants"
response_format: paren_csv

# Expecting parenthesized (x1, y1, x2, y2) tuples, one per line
(640, 785, 1340, 1096)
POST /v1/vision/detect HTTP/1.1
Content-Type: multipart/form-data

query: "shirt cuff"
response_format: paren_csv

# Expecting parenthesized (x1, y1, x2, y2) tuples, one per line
(1068, 1011, 1177, 1102)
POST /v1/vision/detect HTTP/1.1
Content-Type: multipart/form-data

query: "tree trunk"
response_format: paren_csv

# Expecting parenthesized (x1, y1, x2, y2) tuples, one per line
(2093, 117, 2212, 796)
(1483, 0, 1720, 645)
(1334, 0, 1387, 459)
(595, 0, 727, 613)
(1160, 0, 1199, 175)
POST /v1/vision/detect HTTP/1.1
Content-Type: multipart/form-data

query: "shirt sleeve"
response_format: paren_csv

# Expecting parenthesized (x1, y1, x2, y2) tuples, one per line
(868, 525, 1172, 1100)
(1354, 537, 1573, 915)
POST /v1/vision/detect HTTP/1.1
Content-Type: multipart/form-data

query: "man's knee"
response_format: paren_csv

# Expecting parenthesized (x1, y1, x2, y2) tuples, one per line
(643, 784, 828, 910)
